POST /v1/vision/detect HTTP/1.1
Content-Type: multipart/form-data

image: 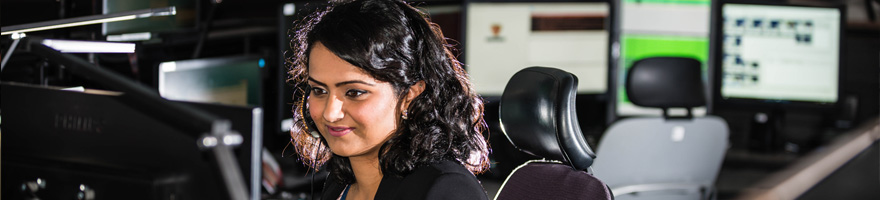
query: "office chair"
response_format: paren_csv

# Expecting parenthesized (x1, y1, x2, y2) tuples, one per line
(495, 67, 612, 200)
(592, 57, 729, 200)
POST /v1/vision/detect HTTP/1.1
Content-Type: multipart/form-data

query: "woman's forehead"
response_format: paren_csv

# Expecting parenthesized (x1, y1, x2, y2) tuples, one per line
(308, 43, 381, 85)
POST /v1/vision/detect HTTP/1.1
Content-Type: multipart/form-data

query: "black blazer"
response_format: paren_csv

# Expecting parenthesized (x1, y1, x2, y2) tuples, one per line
(321, 160, 489, 200)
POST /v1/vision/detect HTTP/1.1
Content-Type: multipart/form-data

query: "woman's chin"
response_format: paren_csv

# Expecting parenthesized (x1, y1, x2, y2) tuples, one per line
(329, 147, 358, 157)
(330, 147, 379, 159)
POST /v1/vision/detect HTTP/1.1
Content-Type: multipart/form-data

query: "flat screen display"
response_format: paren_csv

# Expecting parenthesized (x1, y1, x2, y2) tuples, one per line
(719, 4, 841, 103)
(159, 56, 264, 107)
(612, 0, 711, 117)
(465, 1, 609, 96)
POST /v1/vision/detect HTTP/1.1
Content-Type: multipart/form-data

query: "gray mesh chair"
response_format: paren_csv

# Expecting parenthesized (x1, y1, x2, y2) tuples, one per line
(592, 57, 729, 200)
(495, 67, 612, 200)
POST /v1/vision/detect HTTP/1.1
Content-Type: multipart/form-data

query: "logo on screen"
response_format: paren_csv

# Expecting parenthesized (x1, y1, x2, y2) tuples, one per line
(487, 23, 504, 42)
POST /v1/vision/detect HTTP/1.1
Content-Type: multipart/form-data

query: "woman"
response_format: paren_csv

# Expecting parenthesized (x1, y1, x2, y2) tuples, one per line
(287, 0, 491, 199)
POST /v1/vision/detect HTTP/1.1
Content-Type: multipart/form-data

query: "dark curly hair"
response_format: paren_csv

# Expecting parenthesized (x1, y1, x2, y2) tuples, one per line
(287, 0, 490, 185)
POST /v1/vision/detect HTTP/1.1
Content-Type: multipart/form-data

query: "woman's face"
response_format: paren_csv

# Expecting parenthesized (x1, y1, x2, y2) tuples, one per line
(307, 42, 400, 159)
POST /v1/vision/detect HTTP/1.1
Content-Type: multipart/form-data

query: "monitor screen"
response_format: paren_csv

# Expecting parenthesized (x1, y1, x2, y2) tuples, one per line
(465, 1, 609, 96)
(159, 56, 265, 107)
(610, 0, 711, 118)
(717, 3, 841, 104)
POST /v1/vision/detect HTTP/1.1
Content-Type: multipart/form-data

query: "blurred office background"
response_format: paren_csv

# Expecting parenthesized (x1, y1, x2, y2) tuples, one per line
(1, 0, 878, 199)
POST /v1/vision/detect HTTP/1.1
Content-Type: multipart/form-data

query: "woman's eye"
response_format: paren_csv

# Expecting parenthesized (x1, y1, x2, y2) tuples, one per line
(310, 87, 327, 95)
(345, 89, 367, 97)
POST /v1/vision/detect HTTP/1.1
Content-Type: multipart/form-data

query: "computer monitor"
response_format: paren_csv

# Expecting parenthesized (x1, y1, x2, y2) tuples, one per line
(711, 1, 843, 109)
(608, 0, 712, 121)
(709, 1, 844, 152)
(1, 82, 262, 200)
(464, 0, 609, 96)
(159, 56, 265, 107)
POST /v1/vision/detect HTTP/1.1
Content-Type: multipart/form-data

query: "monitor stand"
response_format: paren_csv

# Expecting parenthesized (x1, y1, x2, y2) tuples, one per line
(748, 109, 785, 153)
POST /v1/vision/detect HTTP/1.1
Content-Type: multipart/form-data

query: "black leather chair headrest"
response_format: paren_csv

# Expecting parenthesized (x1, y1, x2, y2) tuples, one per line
(626, 57, 706, 109)
(499, 67, 595, 170)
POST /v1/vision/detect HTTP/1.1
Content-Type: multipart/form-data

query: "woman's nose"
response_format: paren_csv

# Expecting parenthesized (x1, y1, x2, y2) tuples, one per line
(322, 95, 345, 123)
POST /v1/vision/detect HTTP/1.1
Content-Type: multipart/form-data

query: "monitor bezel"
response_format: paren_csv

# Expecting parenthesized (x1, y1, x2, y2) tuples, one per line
(710, 0, 846, 112)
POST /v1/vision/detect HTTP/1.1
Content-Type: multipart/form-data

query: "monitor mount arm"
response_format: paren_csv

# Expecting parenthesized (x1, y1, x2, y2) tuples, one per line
(868, 0, 879, 22)
(20, 36, 250, 200)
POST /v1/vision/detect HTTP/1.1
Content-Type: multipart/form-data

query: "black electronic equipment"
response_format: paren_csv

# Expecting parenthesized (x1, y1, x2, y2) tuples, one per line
(1, 36, 258, 200)
(709, 0, 845, 152)
(1, 82, 262, 200)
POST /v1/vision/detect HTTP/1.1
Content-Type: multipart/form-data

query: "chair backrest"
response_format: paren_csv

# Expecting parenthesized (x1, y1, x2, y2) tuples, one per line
(496, 67, 611, 200)
(495, 161, 611, 200)
(592, 57, 729, 199)
(626, 57, 705, 113)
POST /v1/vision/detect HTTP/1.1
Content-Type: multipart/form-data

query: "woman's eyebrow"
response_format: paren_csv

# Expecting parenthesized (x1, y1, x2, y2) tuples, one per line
(335, 80, 375, 87)
(307, 77, 327, 87)
(308, 77, 375, 87)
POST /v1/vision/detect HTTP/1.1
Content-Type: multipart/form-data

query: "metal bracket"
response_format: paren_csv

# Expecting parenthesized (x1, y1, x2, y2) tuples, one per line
(197, 120, 249, 200)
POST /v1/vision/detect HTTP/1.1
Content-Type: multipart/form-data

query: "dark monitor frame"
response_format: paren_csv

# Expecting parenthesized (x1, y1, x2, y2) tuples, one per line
(709, 0, 846, 112)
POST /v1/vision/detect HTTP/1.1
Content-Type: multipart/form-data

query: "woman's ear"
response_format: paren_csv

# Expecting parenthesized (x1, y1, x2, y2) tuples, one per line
(403, 81, 426, 110)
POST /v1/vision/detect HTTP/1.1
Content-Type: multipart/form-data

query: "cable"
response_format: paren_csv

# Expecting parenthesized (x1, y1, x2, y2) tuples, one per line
(192, 1, 219, 59)
(1, 37, 22, 73)
(867, 0, 877, 22)
(311, 167, 316, 200)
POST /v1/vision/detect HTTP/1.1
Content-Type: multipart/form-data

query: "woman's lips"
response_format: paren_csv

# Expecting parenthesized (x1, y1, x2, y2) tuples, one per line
(326, 125, 353, 137)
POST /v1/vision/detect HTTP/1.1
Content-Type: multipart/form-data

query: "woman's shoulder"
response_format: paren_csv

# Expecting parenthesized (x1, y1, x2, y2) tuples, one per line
(420, 159, 475, 175)
(417, 160, 489, 200)
(376, 160, 489, 200)
(407, 160, 481, 186)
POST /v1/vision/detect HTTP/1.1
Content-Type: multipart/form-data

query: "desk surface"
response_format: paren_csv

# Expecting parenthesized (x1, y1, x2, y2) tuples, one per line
(736, 119, 879, 199)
